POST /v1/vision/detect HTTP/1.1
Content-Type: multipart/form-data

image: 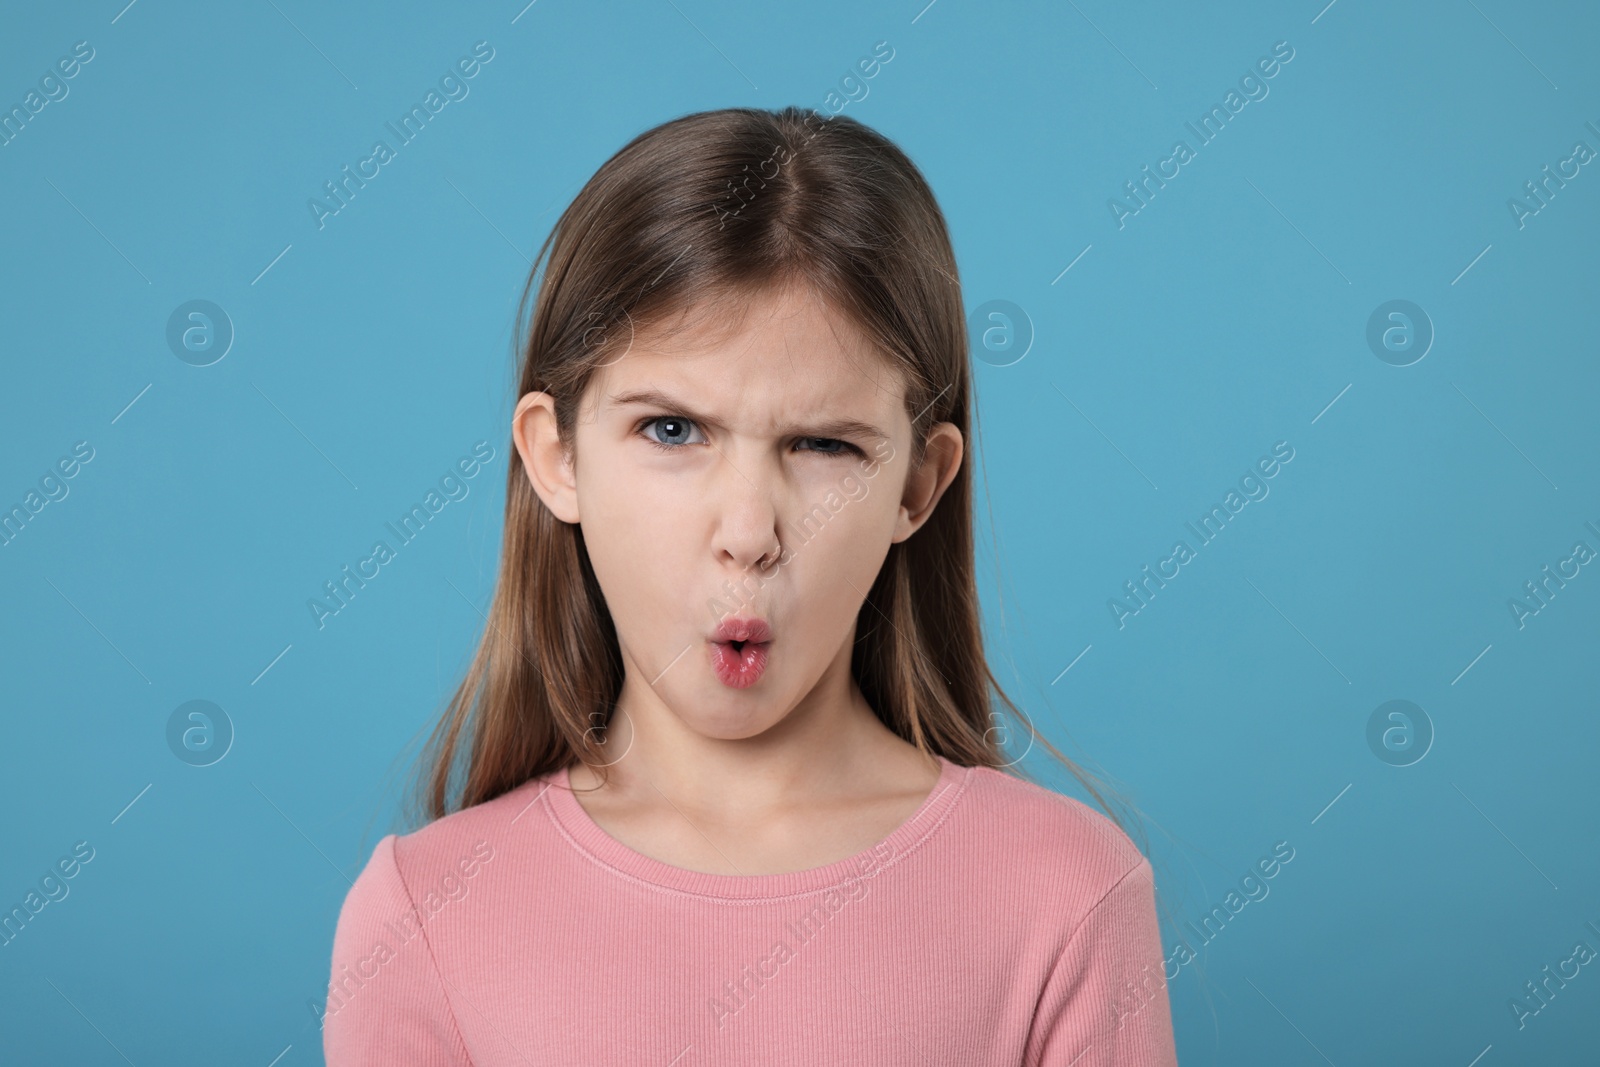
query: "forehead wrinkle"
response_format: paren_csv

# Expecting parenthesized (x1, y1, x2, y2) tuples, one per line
(606, 381, 890, 443)
(738, 280, 899, 414)
(763, 293, 895, 409)
(740, 331, 899, 443)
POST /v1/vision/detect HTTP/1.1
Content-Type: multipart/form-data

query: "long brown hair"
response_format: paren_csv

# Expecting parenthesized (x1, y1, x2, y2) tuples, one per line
(406, 105, 1147, 859)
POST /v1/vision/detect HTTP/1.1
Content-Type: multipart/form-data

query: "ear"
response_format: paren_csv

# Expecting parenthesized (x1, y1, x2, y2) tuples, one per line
(892, 421, 963, 543)
(511, 391, 581, 524)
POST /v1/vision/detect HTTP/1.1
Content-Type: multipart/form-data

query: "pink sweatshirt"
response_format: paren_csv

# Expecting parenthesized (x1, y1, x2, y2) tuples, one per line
(323, 754, 1178, 1065)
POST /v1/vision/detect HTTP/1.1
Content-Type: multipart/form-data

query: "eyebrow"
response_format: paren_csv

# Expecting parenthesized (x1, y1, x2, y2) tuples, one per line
(607, 387, 891, 443)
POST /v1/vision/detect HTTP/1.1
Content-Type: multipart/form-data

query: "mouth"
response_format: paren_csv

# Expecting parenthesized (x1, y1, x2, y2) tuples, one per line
(708, 616, 772, 689)
(709, 638, 770, 688)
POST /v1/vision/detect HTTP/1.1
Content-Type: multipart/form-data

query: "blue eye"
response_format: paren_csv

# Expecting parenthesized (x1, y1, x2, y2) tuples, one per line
(642, 416, 703, 448)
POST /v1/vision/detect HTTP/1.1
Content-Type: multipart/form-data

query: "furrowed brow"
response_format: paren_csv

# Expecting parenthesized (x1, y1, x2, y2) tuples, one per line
(609, 388, 704, 416)
(799, 417, 891, 444)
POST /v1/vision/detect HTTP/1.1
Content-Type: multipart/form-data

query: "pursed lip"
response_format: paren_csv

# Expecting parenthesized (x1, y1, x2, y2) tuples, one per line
(711, 616, 771, 644)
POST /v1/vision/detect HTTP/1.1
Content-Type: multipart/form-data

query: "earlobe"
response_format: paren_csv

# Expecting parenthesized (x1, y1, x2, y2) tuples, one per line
(512, 391, 581, 524)
(892, 422, 963, 543)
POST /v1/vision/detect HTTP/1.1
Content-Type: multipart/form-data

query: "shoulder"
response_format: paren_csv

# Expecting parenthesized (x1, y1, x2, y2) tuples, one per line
(955, 763, 1149, 900)
(398, 772, 560, 873)
(323, 774, 559, 1054)
(336, 772, 557, 929)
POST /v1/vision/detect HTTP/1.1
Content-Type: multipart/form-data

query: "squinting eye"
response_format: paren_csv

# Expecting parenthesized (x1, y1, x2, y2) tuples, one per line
(798, 437, 855, 456)
(641, 416, 705, 449)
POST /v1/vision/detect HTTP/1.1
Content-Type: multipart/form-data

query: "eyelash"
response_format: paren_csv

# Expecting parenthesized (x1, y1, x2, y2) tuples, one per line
(636, 416, 865, 458)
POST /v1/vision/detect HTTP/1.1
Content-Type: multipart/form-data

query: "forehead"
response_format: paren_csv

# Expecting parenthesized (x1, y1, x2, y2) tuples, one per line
(590, 284, 908, 430)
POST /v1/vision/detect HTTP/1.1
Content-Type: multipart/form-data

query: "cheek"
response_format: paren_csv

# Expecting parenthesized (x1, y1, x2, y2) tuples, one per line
(578, 442, 689, 534)
(786, 485, 898, 589)
(575, 463, 692, 616)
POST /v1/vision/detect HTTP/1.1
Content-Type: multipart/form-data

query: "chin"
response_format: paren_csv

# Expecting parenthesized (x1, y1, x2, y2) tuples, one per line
(683, 699, 786, 742)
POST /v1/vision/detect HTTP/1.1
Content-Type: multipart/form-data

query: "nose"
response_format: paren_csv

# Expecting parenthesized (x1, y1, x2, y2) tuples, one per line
(711, 463, 783, 573)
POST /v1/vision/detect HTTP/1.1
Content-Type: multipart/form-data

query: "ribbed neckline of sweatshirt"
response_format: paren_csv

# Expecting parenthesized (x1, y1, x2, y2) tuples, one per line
(323, 754, 1179, 1066)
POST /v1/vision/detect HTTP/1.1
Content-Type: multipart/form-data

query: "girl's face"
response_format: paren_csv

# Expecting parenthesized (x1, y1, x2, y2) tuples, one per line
(512, 282, 963, 744)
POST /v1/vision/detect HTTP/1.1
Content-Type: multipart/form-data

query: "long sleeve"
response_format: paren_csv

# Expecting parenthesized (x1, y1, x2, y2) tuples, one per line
(1024, 857, 1179, 1067)
(322, 833, 472, 1067)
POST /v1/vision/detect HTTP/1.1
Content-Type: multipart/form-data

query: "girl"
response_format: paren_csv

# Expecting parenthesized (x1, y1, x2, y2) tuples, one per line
(324, 106, 1178, 1066)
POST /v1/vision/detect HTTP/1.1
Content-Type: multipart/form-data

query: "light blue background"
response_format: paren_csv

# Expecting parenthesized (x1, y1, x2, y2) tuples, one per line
(3, 0, 1597, 1063)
